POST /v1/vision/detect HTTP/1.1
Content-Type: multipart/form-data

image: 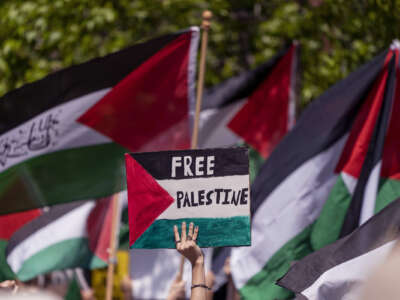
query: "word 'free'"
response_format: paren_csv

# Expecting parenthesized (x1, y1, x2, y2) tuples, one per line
(171, 155, 215, 177)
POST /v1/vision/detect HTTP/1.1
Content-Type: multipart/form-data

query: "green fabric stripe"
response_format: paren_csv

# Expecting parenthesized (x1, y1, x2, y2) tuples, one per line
(0, 143, 126, 215)
(310, 174, 351, 251)
(15, 237, 106, 281)
(375, 177, 400, 213)
(131, 216, 250, 249)
(64, 278, 83, 300)
(240, 225, 314, 300)
(311, 175, 400, 251)
(0, 240, 16, 281)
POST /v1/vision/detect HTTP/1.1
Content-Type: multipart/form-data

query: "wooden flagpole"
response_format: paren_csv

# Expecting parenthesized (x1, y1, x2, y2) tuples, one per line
(190, 10, 212, 149)
(105, 193, 121, 300)
(178, 9, 213, 281)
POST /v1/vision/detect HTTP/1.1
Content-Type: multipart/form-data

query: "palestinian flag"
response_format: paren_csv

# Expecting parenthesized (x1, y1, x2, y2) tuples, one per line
(311, 49, 399, 249)
(230, 45, 400, 300)
(125, 148, 250, 249)
(277, 198, 400, 300)
(5, 195, 115, 281)
(0, 209, 41, 281)
(198, 43, 298, 158)
(0, 27, 199, 215)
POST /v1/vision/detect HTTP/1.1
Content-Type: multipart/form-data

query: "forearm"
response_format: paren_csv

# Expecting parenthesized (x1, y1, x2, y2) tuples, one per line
(191, 258, 207, 300)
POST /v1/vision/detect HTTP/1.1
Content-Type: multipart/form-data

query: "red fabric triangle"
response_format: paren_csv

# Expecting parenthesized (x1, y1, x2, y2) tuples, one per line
(0, 209, 41, 240)
(335, 51, 393, 178)
(227, 44, 297, 158)
(86, 196, 113, 262)
(125, 154, 174, 246)
(77, 32, 192, 152)
(381, 50, 400, 180)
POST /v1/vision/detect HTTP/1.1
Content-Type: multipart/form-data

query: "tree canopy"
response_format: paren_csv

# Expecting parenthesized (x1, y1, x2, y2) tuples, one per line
(1, 0, 400, 108)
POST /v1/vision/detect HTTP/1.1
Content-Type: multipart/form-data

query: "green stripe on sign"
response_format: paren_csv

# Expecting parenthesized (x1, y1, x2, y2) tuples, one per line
(0, 143, 126, 215)
(310, 174, 352, 251)
(15, 237, 106, 281)
(131, 216, 251, 249)
(240, 224, 314, 300)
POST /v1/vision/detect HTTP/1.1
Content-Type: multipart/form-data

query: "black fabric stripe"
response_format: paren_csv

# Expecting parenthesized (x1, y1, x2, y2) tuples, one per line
(340, 55, 397, 237)
(201, 46, 290, 110)
(5, 200, 89, 255)
(129, 147, 249, 180)
(0, 30, 187, 135)
(277, 197, 400, 293)
(250, 49, 388, 215)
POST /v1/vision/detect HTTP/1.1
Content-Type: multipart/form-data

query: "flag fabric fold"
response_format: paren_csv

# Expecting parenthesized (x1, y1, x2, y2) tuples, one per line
(277, 198, 400, 300)
(311, 48, 400, 250)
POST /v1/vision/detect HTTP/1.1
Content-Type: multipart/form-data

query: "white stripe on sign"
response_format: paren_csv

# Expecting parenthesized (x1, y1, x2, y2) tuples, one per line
(302, 240, 395, 300)
(231, 136, 347, 289)
(0, 88, 112, 173)
(157, 175, 250, 219)
(7, 201, 95, 273)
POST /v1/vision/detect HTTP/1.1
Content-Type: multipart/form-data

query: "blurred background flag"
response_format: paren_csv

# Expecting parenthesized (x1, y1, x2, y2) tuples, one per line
(0, 27, 199, 215)
(197, 42, 299, 158)
(278, 198, 400, 300)
(5, 194, 116, 281)
(230, 45, 400, 299)
(311, 48, 400, 249)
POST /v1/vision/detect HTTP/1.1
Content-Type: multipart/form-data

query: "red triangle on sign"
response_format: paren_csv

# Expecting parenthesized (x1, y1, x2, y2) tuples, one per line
(125, 154, 174, 246)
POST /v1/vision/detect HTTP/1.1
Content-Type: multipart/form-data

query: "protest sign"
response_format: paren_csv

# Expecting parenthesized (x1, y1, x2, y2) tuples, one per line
(125, 147, 250, 248)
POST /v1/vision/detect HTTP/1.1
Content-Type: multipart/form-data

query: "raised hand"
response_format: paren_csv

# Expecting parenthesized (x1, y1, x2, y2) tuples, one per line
(174, 222, 203, 266)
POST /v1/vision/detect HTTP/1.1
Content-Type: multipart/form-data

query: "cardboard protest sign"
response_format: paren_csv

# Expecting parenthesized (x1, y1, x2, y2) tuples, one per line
(125, 147, 250, 248)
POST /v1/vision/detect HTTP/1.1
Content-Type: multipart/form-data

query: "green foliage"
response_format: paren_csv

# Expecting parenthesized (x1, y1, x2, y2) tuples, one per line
(1, 0, 400, 108)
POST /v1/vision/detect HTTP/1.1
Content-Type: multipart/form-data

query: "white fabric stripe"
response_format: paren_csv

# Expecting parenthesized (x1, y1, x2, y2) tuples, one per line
(197, 100, 245, 149)
(359, 161, 382, 225)
(0, 88, 113, 172)
(287, 43, 297, 130)
(341, 171, 357, 194)
(156, 175, 250, 219)
(302, 240, 395, 300)
(231, 136, 347, 289)
(7, 202, 95, 273)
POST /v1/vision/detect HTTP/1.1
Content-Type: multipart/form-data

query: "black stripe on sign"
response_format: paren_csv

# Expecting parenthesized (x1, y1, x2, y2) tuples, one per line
(129, 147, 249, 180)
(0, 30, 188, 135)
(5, 200, 89, 255)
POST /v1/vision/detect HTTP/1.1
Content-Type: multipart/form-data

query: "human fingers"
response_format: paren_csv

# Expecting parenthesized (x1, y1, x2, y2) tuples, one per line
(174, 225, 181, 246)
(187, 222, 194, 240)
(181, 222, 187, 242)
(193, 225, 199, 241)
